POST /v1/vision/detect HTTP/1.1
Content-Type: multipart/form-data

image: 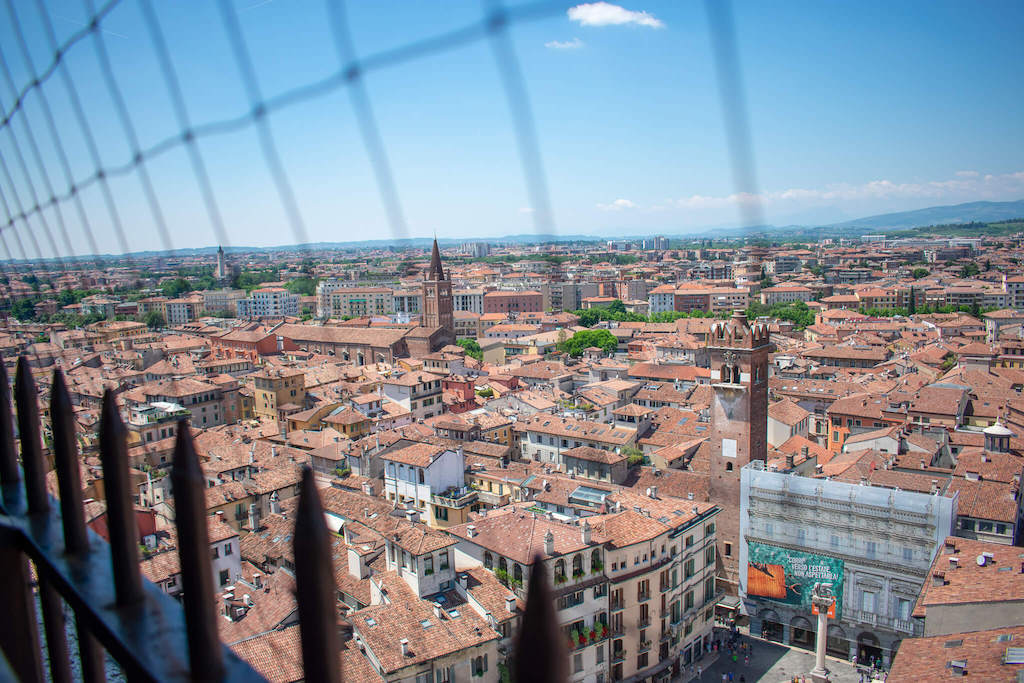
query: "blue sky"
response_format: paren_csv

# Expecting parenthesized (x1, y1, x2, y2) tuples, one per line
(1, 0, 1023, 258)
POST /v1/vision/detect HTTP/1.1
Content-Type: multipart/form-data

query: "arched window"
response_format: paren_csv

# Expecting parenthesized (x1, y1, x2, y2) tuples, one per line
(357, 353, 364, 366)
(513, 563, 523, 585)
(572, 554, 583, 577)
(554, 559, 566, 581)
(726, 462, 734, 472)
(484, 552, 493, 570)
(720, 365, 730, 382)
(499, 557, 508, 574)
(342, 351, 350, 361)
(591, 548, 602, 571)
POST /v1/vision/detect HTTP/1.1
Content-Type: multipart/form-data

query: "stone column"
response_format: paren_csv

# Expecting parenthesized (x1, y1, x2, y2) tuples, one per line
(810, 583, 834, 683)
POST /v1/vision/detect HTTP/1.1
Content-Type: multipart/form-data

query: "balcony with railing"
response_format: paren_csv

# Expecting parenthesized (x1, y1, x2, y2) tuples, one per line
(430, 486, 478, 508)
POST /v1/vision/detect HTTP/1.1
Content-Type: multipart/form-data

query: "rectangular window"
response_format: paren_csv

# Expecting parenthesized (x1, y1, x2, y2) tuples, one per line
(724, 543, 732, 557)
(637, 653, 648, 670)
(896, 598, 911, 620)
(796, 528, 806, 545)
(224, 543, 233, 556)
(902, 547, 913, 562)
(439, 550, 449, 570)
(866, 541, 877, 558)
(861, 591, 876, 613)
(573, 654, 583, 673)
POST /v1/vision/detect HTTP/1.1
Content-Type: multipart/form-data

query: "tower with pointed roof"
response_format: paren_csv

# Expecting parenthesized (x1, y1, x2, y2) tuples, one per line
(422, 238, 455, 345)
(216, 245, 228, 281)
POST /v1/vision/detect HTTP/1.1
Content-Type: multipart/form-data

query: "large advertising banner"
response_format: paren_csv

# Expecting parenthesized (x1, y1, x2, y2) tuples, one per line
(746, 542, 845, 619)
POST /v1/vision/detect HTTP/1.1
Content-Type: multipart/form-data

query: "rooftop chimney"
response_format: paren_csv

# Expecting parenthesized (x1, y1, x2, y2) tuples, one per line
(944, 540, 957, 554)
(362, 481, 375, 497)
(270, 492, 281, 515)
(248, 503, 259, 531)
(458, 573, 469, 589)
(859, 476, 868, 486)
(505, 595, 517, 613)
(785, 453, 795, 469)
(400, 639, 410, 657)
(467, 525, 477, 538)
(543, 529, 554, 556)
(931, 572, 945, 587)
(930, 479, 939, 495)
(800, 445, 809, 458)
(581, 520, 592, 545)
(405, 509, 419, 523)
(253, 573, 262, 588)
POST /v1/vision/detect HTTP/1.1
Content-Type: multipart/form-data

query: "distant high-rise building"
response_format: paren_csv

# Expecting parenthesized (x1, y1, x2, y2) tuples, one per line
(421, 239, 455, 345)
(464, 242, 490, 258)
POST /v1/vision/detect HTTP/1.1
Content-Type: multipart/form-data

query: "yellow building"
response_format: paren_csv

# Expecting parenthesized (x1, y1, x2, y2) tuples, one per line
(252, 367, 306, 420)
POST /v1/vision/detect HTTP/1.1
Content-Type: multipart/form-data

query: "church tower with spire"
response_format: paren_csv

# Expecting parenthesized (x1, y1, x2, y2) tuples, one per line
(422, 238, 455, 345)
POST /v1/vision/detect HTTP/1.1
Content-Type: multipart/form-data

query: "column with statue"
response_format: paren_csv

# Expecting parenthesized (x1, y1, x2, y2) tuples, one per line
(810, 582, 834, 683)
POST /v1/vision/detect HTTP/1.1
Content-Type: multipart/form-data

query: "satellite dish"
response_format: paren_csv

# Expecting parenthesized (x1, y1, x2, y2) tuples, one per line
(976, 554, 986, 566)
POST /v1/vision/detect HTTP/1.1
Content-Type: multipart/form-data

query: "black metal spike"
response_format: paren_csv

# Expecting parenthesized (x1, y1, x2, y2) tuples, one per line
(99, 389, 143, 605)
(0, 362, 19, 488)
(171, 418, 225, 680)
(513, 555, 566, 683)
(294, 467, 341, 683)
(15, 357, 47, 513)
(50, 370, 88, 553)
(51, 370, 105, 683)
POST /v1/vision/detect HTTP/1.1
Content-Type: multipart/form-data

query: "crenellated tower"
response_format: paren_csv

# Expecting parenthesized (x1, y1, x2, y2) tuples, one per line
(707, 311, 770, 594)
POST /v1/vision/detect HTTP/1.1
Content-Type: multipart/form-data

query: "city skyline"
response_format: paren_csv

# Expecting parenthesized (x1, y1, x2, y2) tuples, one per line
(1, 1, 1022, 258)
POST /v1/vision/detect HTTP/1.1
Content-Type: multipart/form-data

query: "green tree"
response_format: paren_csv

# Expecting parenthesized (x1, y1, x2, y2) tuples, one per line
(911, 268, 930, 279)
(606, 299, 627, 315)
(621, 445, 645, 467)
(969, 300, 981, 318)
(285, 277, 318, 297)
(556, 329, 618, 357)
(960, 263, 980, 278)
(907, 287, 916, 316)
(144, 311, 166, 330)
(456, 338, 483, 361)
(161, 278, 192, 297)
(11, 298, 36, 321)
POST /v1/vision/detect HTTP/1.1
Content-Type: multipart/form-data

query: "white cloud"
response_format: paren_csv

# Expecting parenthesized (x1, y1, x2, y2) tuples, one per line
(545, 37, 585, 49)
(568, 2, 664, 28)
(668, 171, 1024, 210)
(597, 198, 638, 211)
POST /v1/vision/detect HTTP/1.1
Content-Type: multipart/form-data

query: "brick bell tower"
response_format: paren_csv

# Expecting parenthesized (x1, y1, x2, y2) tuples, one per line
(707, 311, 770, 594)
(422, 238, 455, 346)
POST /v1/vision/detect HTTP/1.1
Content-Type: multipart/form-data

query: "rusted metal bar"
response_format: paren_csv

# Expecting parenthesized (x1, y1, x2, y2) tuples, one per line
(51, 370, 105, 683)
(16, 358, 47, 513)
(99, 389, 143, 606)
(0, 362, 19, 487)
(0, 363, 43, 682)
(294, 467, 341, 683)
(171, 419, 225, 680)
(0, 533, 44, 682)
(16, 359, 73, 683)
(513, 554, 566, 683)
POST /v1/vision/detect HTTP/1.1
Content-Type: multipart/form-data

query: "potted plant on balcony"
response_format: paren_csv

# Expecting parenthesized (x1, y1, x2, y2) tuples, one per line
(572, 569, 584, 580)
(555, 573, 567, 585)
(577, 630, 587, 647)
(590, 560, 603, 574)
(569, 630, 580, 649)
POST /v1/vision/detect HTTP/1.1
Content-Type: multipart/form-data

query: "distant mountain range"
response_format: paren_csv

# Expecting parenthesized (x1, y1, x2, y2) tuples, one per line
(6, 199, 1024, 263)
(828, 199, 1024, 232)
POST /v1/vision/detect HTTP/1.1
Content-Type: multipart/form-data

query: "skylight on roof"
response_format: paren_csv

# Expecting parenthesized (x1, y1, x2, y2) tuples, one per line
(420, 619, 433, 629)
(365, 617, 377, 627)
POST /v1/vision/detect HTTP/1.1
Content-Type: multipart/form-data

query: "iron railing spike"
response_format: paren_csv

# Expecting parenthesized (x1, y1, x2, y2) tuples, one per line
(0, 362, 19, 487)
(50, 370, 106, 683)
(171, 418, 225, 680)
(51, 370, 88, 553)
(99, 389, 144, 605)
(15, 357, 47, 513)
(294, 466, 341, 683)
(513, 554, 566, 683)
(15, 361, 73, 683)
